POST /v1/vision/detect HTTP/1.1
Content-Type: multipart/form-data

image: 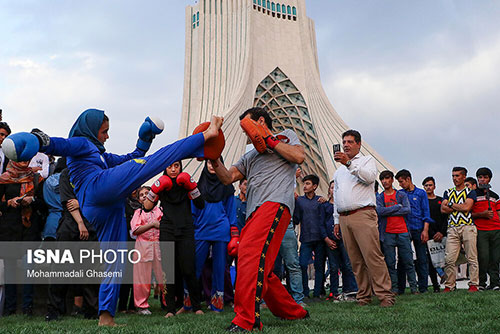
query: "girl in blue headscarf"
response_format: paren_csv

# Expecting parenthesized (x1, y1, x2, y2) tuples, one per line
(192, 159, 236, 312)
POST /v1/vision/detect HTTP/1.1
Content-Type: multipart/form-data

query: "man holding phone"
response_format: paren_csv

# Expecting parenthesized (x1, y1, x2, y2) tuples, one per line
(332, 130, 394, 307)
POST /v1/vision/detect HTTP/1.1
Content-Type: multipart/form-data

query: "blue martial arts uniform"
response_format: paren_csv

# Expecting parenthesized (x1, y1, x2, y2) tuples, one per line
(192, 196, 236, 311)
(191, 160, 236, 312)
(41, 109, 206, 316)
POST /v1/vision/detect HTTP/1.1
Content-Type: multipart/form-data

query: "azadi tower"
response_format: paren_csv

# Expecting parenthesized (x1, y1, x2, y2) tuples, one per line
(179, 0, 394, 193)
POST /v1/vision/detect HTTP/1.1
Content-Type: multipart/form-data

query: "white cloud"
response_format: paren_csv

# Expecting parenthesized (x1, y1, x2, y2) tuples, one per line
(326, 36, 500, 126)
(322, 36, 500, 194)
(1, 54, 108, 136)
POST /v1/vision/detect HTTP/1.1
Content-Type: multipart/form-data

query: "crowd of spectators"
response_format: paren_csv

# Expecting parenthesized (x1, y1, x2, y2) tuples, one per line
(0, 117, 498, 321)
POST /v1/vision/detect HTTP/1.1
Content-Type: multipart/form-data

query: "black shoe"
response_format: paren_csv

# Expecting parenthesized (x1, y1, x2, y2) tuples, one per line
(485, 285, 500, 290)
(23, 307, 33, 317)
(70, 305, 84, 316)
(226, 323, 249, 332)
(84, 312, 98, 320)
(45, 312, 59, 322)
(3, 309, 16, 316)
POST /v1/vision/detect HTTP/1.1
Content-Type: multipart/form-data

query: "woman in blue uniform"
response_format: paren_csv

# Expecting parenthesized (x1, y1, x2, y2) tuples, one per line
(3, 109, 223, 326)
(192, 159, 236, 312)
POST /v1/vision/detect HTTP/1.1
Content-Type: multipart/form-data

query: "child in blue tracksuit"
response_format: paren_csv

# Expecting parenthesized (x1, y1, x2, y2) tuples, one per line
(6, 109, 222, 326)
(192, 160, 236, 311)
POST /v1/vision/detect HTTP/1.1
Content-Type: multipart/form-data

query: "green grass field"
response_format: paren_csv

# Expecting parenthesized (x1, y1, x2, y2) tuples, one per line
(1, 290, 500, 334)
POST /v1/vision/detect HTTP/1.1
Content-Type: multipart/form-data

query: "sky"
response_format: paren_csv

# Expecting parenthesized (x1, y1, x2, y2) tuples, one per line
(1, 0, 500, 196)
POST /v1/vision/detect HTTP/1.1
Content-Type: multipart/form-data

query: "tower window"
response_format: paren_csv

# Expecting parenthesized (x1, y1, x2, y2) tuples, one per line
(267, 1, 270, 9)
(258, 0, 261, 5)
(287, 5, 291, 14)
(292, 6, 296, 15)
(271, 2, 275, 11)
(192, 11, 199, 28)
(276, 2, 281, 12)
(282, 4, 286, 13)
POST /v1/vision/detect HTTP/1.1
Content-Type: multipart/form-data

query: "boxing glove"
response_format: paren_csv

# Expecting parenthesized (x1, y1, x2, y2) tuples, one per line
(137, 116, 164, 151)
(239, 117, 279, 153)
(191, 122, 225, 161)
(227, 226, 240, 257)
(176, 172, 201, 200)
(2, 132, 41, 162)
(147, 175, 173, 202)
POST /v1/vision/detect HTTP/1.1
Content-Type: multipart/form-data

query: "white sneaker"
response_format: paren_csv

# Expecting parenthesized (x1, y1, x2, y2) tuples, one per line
(343, 292, 357, 302)
(137, 308, 152, 315)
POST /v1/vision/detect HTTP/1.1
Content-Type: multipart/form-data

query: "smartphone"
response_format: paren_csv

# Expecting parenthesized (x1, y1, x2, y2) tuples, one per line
(333, 144, 341, 153)
(16, 194, 27, 204)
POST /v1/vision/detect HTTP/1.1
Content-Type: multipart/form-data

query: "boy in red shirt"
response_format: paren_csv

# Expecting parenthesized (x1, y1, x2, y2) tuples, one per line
(376, 170, 418, 294)
(471, 167, 500, 290)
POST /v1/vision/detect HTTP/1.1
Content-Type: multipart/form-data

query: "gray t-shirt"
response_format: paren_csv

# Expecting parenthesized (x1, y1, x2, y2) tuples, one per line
(233, 129, 300, 219)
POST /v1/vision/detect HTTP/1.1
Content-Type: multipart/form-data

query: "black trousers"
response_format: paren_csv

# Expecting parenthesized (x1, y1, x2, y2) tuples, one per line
(47, 228, 99, 317)
(47, 283, 99, 317)
(162, 238, 202, 313)
(117, 284, 135, 311)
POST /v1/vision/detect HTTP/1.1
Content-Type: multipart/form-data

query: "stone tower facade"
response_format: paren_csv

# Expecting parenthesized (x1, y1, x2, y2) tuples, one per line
(179, 0, 394, 193)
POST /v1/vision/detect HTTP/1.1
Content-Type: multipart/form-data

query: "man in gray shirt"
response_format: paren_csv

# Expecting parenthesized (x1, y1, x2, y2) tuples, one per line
(210, 107, 308, 332)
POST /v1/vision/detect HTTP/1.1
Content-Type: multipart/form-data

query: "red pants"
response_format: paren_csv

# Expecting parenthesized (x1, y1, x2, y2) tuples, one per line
(232, 202, 307, 331)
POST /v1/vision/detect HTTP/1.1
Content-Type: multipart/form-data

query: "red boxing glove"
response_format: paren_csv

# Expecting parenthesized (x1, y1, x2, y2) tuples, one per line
(148, 175, 173, 202)
(265, 135, 280, 149)
(176, 172, 201, 200)
(227, 226, 240, 257)
(192, 122, 225, 161)
(240, 117, 280, 153)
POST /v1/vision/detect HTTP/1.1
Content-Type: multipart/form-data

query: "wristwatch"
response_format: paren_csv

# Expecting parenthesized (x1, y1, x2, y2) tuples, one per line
(447, 201, 453, 208)
(346, 160, 352, 168)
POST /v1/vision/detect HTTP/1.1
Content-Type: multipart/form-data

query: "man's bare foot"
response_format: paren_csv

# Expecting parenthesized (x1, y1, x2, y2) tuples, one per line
(176, 307, 188, 315)
(203, 116, 224, 141)
(164, 312, 175, 318)
(195, 310, 204, 315)
(98, 311, 121, 327)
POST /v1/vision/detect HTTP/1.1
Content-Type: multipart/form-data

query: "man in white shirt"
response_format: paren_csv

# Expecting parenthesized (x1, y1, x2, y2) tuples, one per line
(332, 130, 394, 307)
